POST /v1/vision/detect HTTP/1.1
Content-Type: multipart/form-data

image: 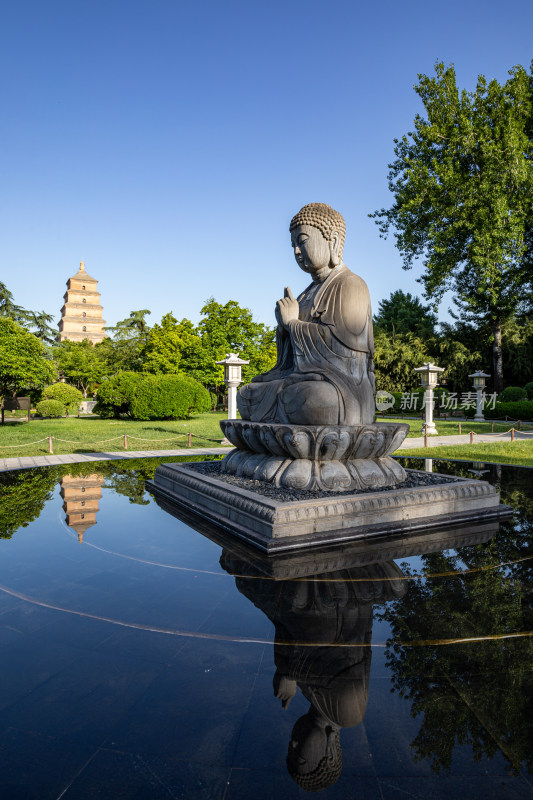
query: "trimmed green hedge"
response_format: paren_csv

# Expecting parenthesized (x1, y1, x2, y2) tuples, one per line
(95, 372, 211, 420)
(36, 399, 65, 418)
(486, 400, 533, 421)
(524, 382, 533, 400)
(498, 386, 527, 403)
(42, 383, 84, 415)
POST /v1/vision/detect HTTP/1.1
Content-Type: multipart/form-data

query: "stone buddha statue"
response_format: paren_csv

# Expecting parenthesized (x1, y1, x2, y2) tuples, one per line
(237, 202, 375, 426)
(220, 203, 408, 491)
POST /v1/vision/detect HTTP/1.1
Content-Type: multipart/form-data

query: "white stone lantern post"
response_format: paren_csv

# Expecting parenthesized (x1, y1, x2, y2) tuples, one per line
(469, 370, 490, 422)
(414, 362, 445, 435)
(216, 353, 249, 420)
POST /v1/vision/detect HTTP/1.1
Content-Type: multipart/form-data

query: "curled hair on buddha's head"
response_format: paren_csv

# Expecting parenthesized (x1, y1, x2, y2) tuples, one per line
(290, 203, 346, 259)
(286, 728, 342, 792)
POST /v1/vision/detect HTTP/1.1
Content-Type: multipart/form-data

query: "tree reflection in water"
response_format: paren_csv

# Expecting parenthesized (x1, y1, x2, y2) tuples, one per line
(381, 458, 533, 775)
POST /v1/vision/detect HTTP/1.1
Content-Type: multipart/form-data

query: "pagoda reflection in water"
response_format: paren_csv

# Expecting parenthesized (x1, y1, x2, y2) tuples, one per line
(60, 473, 105, 542)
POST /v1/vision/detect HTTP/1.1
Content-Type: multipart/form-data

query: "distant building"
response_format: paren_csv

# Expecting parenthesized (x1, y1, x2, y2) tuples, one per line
(58, 260, 106, 343)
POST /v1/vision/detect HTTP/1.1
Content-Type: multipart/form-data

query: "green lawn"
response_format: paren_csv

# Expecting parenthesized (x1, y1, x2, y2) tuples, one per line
(0, 413, 229, 458)
(2, 412, 532, 464)
(398, 440, 533, 467)
(383, 416, 532, 437)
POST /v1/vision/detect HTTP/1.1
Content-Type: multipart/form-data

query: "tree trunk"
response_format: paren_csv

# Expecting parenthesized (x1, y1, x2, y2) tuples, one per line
(491, 321, 504, 393)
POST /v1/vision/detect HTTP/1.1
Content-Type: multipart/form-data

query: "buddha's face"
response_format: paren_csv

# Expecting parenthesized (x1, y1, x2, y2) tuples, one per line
(291, 224, 339, 278)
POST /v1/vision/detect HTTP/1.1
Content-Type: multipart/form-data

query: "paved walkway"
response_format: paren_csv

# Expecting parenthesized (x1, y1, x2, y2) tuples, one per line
(0, 431, 531, 472)
(0, 447, 230, 473)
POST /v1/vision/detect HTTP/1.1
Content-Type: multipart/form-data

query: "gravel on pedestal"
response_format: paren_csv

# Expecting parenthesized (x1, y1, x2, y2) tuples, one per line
(186, 461, 457, 503)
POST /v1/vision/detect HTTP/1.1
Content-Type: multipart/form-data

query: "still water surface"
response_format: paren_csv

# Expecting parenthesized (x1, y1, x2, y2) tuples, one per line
(0, 456, 531, 799)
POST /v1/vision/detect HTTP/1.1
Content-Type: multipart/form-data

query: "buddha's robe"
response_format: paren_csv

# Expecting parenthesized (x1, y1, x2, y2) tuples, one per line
(237, 264, 375, 426)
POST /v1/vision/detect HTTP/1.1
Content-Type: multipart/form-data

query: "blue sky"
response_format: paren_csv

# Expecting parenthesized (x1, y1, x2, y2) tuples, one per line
(1, 0, 531, 332)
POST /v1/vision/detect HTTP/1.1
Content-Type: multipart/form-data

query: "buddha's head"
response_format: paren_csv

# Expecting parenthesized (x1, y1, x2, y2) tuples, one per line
(290, 203, 346, 280)
(286, 711, 342, 791)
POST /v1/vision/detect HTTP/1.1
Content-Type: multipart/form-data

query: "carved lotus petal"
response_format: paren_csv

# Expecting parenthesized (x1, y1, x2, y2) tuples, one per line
(319, 460, 352, 490)
(318, 430, 351, 461)
(240, 425, 267, 454)
(352, 428, 379, 459)
(281, 429, 312, 460)
(280, 458, 313, 490)
(258, 425, 286, 456)
(256, 457, 290, 483)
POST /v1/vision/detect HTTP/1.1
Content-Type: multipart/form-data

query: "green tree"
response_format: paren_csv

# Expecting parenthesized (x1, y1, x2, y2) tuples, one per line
(374, 290, 437, 338)
(26, 309, 58, 345)
(0, 282, 29, 323)
(0, 317, 56, 399)
(53, 339, 105, 397)
(371, 62, 533, 392)
(373, 329, 431, 392)
(100, 309, 152, 373)
(197, 297, 276, 399)
(142, 313, 190, 375)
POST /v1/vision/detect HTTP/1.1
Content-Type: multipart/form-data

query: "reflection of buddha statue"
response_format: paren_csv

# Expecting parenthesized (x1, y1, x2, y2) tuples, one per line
(238, 203, 375, 426)
(221, 552, 406, 790)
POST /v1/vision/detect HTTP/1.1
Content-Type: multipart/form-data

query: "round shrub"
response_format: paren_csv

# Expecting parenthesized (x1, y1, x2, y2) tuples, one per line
(524, 382, 533, 400)
(42, 383, 83, 415)
(498, 386, 527, 403)
(95, 372, 211, 420)
(94, 372, 140, 418)
(36, 399, 65, 418)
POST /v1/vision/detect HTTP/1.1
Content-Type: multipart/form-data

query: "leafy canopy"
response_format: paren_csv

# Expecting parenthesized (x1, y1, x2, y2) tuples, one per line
(374, 290, 437, 338)
(371, 61, 533, 389)
(0, 317, 56, 397)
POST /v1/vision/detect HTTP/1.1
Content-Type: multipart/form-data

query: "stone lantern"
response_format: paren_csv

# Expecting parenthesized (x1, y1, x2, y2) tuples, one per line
(469, 370, 490, 422)
(216, 353, 249, 420)
(414, 362, 445, 435)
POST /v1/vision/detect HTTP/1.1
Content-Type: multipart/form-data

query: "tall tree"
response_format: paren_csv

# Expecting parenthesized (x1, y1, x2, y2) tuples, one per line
(0, 282, 30, 324)
(110, 309, 152, 338)
(26, 310, 58, 345)
(100, 309, 152, 373)
(371, 62, 533, 392)
(198, 297, 276, 391)
(374, 290, 437, 338)
(0, 317, 56, 398)
(53, 339, 105, 397)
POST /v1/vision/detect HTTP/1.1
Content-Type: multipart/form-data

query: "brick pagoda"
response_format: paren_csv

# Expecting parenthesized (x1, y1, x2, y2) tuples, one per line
(58, 260, 106, 343)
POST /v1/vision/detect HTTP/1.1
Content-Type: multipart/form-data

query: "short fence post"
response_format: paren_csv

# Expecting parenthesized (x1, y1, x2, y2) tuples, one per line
(518, 420, 522, 431)
(458, 422, 462, 435)
(124, 435, 127, 450)
(491, 421, 494, 433)
(511, 428, 515, 441)
(424, 430, 428, 448)
(188, 432, 192, 448)
(470, 431, 474, 444)
(48, 435, 53, 454)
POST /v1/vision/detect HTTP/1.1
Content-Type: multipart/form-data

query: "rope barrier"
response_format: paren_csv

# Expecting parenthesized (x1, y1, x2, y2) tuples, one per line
(51, 436, 125, 444)
(0, 438, 50, 449)
(126, 435, 189, 442)
(0, 433, 226, 450)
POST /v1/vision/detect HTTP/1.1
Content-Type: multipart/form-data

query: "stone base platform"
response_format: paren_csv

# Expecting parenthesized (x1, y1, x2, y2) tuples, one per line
(147, 462, 512, 553)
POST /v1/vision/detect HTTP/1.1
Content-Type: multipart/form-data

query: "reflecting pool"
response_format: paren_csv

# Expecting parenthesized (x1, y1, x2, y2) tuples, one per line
(0, 457, 532, 799)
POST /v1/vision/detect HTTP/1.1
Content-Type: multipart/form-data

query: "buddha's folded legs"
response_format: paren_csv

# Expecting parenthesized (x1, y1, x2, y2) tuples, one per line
(238, 378, 349, 425)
